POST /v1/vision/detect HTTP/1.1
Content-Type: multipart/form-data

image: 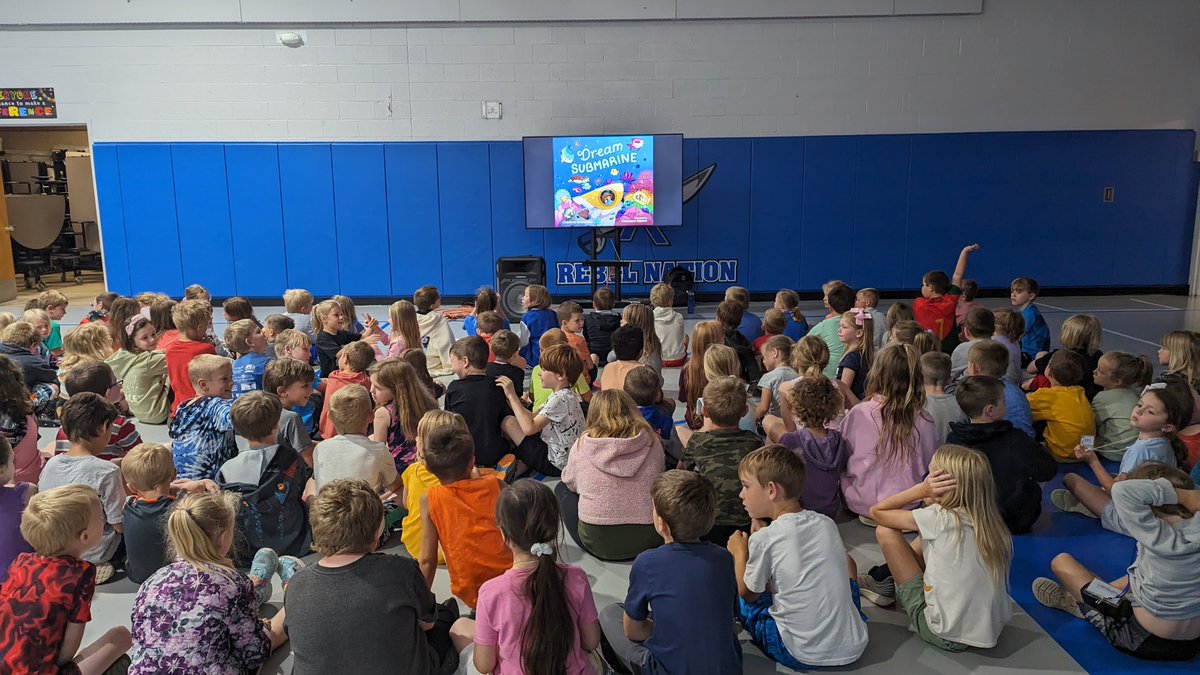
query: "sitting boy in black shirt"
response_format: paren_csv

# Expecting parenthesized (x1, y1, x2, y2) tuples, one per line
(445, 337, 514, 468)
(485, 330, 525, 400)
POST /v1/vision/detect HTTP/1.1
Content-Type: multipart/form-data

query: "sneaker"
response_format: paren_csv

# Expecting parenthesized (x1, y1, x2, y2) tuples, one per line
(1032, 577, 1085, 619)
(495, 453, 518, 483)
(857, 573, 896, 607)
(1051, 489, 1099, 518)
(248, 548, 279, 585)
(858, 515, 878, 528)
(94, 562, 115, 585)
(278, 555, 306, 588)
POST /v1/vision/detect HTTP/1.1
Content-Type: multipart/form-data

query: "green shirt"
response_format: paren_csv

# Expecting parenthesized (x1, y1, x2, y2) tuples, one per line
(683, 428, 762, 527)
(44, 321, 63, 351)
(808, 316, 845, 380)
(1092, 387, 1139, 461)
(530, 366, 589, 413)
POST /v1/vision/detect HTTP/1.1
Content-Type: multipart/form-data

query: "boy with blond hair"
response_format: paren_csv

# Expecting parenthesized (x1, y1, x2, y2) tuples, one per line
(168, 354, 236, 480)
(727, 446, 868, 669)
(684, 377, 761, 543)
(283, 289, 315, 337)
(1, 321, 59, 420)
(0, 484, 132, 673)
(165, 298, 218, 415)
(967, 341, 1035, 438)
(855, 288, 887, 350)
(651, 283, 688, 367)
(225, 318, 272, 400)
(397, 410, 465, 562)
(318, 341, 374, 441)
(37, 393, 125, 583)
(36, 289, 69, 356)
(418, 425, 511, 609)
(273, 330, 321, 435)
(600, 470, 743, 674)
(262, 314, 295, 356)
(313, 385, 401, 494)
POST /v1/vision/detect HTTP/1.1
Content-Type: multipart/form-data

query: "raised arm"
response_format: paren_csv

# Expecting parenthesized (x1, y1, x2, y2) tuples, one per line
(951, 243, 980, 288)
(869, 470, 957, 531)
(1110, 479, 1200, 556)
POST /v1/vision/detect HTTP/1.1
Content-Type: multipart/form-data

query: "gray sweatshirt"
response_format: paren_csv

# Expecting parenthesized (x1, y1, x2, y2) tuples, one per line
(1111, 478, 1200, 620)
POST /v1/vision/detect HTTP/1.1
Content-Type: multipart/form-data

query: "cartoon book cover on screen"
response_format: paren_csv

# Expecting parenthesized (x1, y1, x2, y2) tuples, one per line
(553, 135, 654, 228)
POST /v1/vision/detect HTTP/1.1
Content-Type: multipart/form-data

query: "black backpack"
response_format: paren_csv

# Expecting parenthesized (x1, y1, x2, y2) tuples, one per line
(220, 443, 312, 564)
(665, 265, 695, 307)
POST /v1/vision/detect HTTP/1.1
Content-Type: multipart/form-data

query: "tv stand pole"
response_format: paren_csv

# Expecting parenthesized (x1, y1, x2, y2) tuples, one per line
(585, 228, 627, 306)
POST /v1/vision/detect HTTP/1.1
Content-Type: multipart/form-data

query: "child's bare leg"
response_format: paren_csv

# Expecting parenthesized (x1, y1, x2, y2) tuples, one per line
(846, 553, 859, 580)
(1064, 474, 1111, 516)
(675, 425, 693, 446)
(74, 626, 131, 675)
(502, 416, 526, 446)
(450, 617, 476, 652)
(876, 528, 924, 585)
(1049, 553, 1102, 603)
(762, 415, 785, 443)
(268, 609, 289, 650)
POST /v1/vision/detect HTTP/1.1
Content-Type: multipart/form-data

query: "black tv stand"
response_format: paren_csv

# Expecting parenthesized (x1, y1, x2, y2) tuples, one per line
(581, 228, 632, 304)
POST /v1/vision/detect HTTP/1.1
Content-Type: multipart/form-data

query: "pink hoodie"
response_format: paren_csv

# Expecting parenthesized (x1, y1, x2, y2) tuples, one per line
(838, 395, 938, 517)
(561, 430, 663, 526)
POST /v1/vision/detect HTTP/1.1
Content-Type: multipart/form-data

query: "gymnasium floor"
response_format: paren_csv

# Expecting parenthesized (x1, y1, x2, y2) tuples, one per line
(7, 291, 1198, 674)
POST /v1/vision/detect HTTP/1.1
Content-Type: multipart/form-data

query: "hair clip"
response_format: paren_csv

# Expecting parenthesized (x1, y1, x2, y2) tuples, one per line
(529, 542, 554, 557)
(1141, 382, 1167, 395)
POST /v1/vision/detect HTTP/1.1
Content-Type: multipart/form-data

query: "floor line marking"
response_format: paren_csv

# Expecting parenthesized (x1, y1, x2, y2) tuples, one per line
(1034, 301, 1076, 313)
(1130, 298, 1182, 310)
(1100, 328, 1161, 348)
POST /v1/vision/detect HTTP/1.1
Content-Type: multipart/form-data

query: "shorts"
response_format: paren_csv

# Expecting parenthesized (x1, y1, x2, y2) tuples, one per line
(1084, 602, 1200, 661)
(1099, 501, 1127, 535)
(737, 581, 867, 669)
(896, 576, 970, 653)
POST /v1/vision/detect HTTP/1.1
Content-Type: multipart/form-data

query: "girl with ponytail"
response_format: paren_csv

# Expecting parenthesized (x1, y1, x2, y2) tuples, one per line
(469, 479, 601, 675)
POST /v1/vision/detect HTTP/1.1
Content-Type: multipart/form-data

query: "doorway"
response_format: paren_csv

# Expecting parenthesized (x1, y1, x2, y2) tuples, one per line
(0, 124, 106, 305)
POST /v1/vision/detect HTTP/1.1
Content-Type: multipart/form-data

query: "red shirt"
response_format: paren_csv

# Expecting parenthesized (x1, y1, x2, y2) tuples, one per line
(165, 339, 217, 414)
(913, 291, 961, 341)
(481, 334, 495, 363)
(0, 553, 95, 674)
(318, 370, 372, 440)
(55, 417, 140, 460)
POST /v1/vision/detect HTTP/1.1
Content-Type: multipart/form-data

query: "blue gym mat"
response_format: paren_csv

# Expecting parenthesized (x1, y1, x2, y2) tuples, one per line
(1011, 462, 1192, 674)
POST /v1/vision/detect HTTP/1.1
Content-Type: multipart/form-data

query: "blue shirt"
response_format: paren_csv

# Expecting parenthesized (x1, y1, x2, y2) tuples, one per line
(625, 542, 743, 675)
(462, 314, 510, 337)
(1019, 304, 1050, 358)
(232, 352, 271, 399)
(783, 315, 809, 341)
(168, 397, 236, 481)
(1004, 380, 1035, 439)
(1119, 437, 1176, 474)
(519, 309, 559, 368)
(737, 313, 763, 345)
(639, 404, 674, 441)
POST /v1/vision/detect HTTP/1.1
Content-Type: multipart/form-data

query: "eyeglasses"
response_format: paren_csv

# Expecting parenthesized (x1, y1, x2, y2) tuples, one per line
(107, 380, 123, 390)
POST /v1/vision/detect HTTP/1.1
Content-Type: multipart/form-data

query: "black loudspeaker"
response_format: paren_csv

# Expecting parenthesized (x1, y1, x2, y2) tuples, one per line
(496, 256, 546, 319)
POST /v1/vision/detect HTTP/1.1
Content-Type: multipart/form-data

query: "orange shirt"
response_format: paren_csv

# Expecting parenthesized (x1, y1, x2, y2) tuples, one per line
(318, 370, 371, 440)
(164, 338, 216, 415)
(427, 471, 511, 608)
(565, 331, 593, 383)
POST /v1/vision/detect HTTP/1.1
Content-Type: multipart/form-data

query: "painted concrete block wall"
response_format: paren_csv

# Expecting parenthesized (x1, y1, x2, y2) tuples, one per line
(0, 0, 1197, 142)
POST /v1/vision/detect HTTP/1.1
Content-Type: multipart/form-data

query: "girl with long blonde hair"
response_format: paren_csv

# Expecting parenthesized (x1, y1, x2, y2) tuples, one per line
(681, 321, 726, 430)
(129, 492, 290, 672)
(861, 444, 1013, 651)
(383, 300, 422, 359)
(840, 344, 938, 518)
(1157, 330, 1200, 394)
(369, 358, 438, 470)
(557, 390, 662, 561)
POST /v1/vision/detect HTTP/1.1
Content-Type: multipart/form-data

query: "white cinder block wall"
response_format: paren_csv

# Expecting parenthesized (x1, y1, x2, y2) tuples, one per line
(1, 0, 1198, 142)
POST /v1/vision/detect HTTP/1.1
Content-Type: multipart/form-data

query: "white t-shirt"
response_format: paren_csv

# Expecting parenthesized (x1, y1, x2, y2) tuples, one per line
(912, 505, 1013, 648)
(743, 511, 868, 666)
(312, 434, 398, 492)
(541, 388, 585, 469)
(758, 366, 799, 418)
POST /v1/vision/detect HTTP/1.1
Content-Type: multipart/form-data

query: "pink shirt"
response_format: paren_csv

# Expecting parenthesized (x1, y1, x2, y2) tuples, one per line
(838, 396, 938, 516)
(474, 564, 599, 675)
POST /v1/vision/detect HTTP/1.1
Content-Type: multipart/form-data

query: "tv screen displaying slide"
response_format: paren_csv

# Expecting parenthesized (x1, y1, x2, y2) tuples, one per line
(523, 134, 683, 229)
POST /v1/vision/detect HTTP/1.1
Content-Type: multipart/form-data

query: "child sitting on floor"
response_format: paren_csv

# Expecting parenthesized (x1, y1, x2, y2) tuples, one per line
(624, 365, 683, 466)
(1053, 383, 1191, 528)
(913, 243, 979, 349)
(726, 286, 761, 345)
(397, 410, 463, 563)
(557, 301, 595, 384)
(992, 309, 1025, 385)
(854, 288, 887, 350)
(520, 284, 558, 368)
(314, 385, 402, 496)
(38, 393, 126, 584)
(164, 299, 218, 416)
(684, 377, 760, 545)
(368, 358, 438, 472)
(600, 471, 743, 674)
(0, 485, 132, 673)
(921, 351, 967, 445)
(651, 283, 688, 367)
(1028, 314, 1104, 400)
(1011, 276, 1050, 366)
(56, 361, 142, 460)
(418, 425, 512, 610)
(862, 445, 1013, 652)
(226, 319, 272, 400)
(778, 377, 850, 519)
(836, 308, 874, 405)
(530, 329, 591, 412)
(1034, 469, 1200, 662)
(445, 336, 516, 470)
(1028, 349, 1096, 462)
(484, 330, 525, 399)
(463, 287, 509, 338)
(728, 445, 868, 669)
(716, 301, 761, 384)
(1091, 351, 1155, 462)
(599, 325, 644, 392)
(497, 343, 584, 478)
(753, 309, 786, 356)
(461, 479, 601, 675)
(288, 479, 472, 673)
(947, 377, 1056, 534)
(274, 329, 320, 435)
(169, 354, 236, 481)
(312, 299, 378, 381)
(755, 335, 797, 422)
(107, 314, 170, 425)
(282, 288, 314, 337)
(585, 288, 622, 369)
(0, 321, 59, 422)
(955, 280, 984, 342)
(967, 340, 1035, 438)
(318, 341, 374, 441)
(950, 306, 995, 382)
(262, 314, 294, 358)
(764, 335, 834, 442)
(129, 491, 290, 672)
(0, 437, 34, 585)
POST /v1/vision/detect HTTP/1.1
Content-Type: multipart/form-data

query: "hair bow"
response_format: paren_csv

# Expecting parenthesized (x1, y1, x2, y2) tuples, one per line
(1141, 382, 1167, 395)
(125, 312, 149, 336)
(529, 542, 554, 557)
(848, 307, 870, 327)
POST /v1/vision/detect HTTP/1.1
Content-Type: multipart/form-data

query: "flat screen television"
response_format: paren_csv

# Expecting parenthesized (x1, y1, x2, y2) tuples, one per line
(522, 134, 683, 229)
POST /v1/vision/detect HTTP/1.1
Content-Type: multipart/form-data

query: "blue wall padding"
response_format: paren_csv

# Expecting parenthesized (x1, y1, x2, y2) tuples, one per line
(92, 130, 1199, 298)
(384, 142, 443, 294)
(224, 144, 287, 298)
(279, 144, 339, 297)
(171, 144, 237, 298)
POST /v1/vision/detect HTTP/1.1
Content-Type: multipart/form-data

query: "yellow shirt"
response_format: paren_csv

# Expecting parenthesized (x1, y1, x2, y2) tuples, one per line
(401, 462, 443, 564)
(1028, 385, 1096, 462)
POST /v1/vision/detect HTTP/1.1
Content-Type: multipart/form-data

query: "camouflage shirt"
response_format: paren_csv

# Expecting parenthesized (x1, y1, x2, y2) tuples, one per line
(683, 428, 762, 527)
